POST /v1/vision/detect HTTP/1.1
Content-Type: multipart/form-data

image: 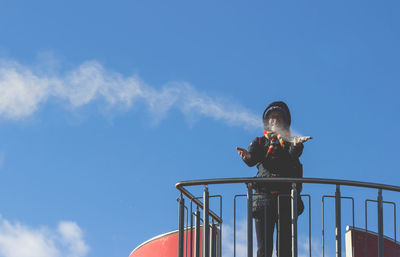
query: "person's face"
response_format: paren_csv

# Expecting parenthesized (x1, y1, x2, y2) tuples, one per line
(267, 110, 286, 132)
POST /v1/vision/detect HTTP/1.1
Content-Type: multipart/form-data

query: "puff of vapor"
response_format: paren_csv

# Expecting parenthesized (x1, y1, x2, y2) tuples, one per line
(0, 60, 51, 119)
(0, 59, 261, 130)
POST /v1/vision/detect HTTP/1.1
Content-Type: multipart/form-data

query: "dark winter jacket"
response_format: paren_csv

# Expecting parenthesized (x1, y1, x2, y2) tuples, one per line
(243, 136, 304, 215)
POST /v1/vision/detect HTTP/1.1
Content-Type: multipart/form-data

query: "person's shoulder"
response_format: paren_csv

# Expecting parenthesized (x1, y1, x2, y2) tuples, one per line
(249, 136, 266, 146)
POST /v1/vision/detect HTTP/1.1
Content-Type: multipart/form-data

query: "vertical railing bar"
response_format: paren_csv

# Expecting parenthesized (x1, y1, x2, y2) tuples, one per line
(219, 196, 222, 257)
(190, 201, 194, 257)
(210, 220, 215, 257)
(352, 198, 355, 228)
(204, 185, 210, 257)
(365, 199, 369, 257)
(309, 195, 312, 257)
(291, 183, 298, 257)
(267, 198, 270, 257)
(301, 194, 312, 257)
(247, 183, 253, 257)
(195, 207, 200, 257)
(377, 189, 384, 257)
(233, 194, 246, 257)
(393, 202, 396, 243)
(214, 222, 218, 257)
(185, 206, 189, 257)
(215, 222, 218, 257)
(335, 185, 342, 257)
(394, 202, 398, 257)
(322, 196, 325, 257)
(234, 195, 237, 257)
(179, 193, 185, 257)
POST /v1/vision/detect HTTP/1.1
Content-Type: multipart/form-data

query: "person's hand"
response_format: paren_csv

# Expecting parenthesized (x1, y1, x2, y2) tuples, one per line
(236, 147, 251, 160)
(292, 136, 313, 146)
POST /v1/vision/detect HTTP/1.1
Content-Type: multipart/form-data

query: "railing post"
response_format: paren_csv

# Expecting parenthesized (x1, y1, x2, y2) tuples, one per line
(265, 203, 269, 257)
(377, 189, 384, 257)
(194, 207, 200, 257)
(247, 183, 253, 257)
(204, 185, 210, 257)
(190, 203, 193, 257)
(322, 197, 325, 257)
(291, 183, 298, 257)
(335, 185, 341, 257)
(211, 222, 216, 257)
(179, 193, 185, 257)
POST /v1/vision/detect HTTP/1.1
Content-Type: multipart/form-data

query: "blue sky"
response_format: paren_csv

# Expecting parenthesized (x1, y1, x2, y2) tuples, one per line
(0, 1, 400, 257)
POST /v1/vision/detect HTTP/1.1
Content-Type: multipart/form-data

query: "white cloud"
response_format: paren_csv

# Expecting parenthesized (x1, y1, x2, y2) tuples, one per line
(0, 59, 261, 130)
(58, 222, 89, 257)
(0, 216, 89, 257)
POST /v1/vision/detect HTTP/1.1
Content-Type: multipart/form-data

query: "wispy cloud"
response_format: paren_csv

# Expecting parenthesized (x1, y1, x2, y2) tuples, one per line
(0, 216, 89, 257)
(0, 59, 260, 129)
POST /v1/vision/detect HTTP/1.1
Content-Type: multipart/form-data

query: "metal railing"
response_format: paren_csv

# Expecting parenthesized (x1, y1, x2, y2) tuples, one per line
(176, 177, 400, 257)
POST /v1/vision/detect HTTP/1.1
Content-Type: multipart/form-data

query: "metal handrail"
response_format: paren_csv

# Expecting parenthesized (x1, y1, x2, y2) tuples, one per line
(176, 177, 400, 192)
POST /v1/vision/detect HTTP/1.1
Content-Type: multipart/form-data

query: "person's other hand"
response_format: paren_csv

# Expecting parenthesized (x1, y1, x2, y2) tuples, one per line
(236, 147, 251, 160)
(292, 136, 312, 146)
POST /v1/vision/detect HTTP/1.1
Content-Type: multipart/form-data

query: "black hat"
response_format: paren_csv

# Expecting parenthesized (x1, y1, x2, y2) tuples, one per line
(262, 101, 291, 129)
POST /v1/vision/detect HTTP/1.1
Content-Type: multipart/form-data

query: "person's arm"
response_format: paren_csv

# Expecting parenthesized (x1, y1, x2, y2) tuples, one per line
(288, 142, 304, 159)
(236, 138, 262, 167)
(287, 136, 312, 158)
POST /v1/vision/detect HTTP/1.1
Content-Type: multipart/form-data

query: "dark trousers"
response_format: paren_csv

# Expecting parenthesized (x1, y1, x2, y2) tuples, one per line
(255, 195, 292, 257)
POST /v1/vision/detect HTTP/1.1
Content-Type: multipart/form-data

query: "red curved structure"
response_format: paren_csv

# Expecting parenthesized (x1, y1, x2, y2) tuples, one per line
(130, 229, 204, 257)
(345, 226, 400, 257)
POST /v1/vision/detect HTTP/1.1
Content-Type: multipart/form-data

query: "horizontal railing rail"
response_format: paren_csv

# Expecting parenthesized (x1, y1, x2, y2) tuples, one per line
(176, 177, 400, 192)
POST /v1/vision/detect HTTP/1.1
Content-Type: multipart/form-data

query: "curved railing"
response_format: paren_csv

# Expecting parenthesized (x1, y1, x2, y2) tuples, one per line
(176, 177, 400, 257)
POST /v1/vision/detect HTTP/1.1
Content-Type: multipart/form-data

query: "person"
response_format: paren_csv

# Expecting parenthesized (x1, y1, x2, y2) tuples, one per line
(236, 101, 311, 257)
